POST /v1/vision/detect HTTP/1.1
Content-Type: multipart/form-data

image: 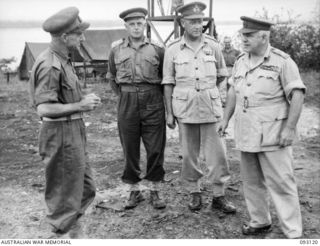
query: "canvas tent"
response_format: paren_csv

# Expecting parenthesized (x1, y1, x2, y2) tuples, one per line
(19, 42, 48, 80)
(18, 29, 128, 80)
(79, 29, 127, 79)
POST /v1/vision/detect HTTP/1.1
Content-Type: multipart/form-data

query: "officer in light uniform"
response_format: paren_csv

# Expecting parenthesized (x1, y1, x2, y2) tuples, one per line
(29, 7, 101, 238)
(163, 1, 236, 213)
(218, 16, 305, 238)
(107, 7, 166, 210)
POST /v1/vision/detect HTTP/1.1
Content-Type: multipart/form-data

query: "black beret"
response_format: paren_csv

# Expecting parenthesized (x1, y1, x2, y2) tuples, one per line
(119, 7, 148, 21)
(42, 7, 90, 35)
(177, 1, 206, 19)
(239, 16, 274, 33)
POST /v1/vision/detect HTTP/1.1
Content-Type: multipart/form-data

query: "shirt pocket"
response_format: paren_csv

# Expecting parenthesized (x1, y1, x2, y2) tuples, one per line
(203, 55, 217, 77)
(260, 107, 288, 147)
(172, 90, 188, 118)
(115, 54, 132, 78)
(256, 70, 281, 95)
(142, 56, 160, 79)
(209, 89, 222, 119)
(174, 57, 190, 78)
(233, 70, 246, 93)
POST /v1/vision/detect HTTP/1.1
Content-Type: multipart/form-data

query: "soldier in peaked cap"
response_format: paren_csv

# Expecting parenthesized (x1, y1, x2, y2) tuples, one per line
(218, 16, 305, 238)
(29, 7, 101, 238)
(162, 2, 236, 214)
(106, 7, 166, 210)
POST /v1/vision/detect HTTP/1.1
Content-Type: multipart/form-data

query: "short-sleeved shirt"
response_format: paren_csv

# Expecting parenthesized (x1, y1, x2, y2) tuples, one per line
(106, 36, 164, 85)
(29, 42, 83, 108)
(230, 45, 306, 152)
(222, 47, 241, 67)
(162, 34, 228, 124)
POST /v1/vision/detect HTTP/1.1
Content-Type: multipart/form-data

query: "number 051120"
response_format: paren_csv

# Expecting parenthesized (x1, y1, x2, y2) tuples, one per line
(300, 240, 318, 244)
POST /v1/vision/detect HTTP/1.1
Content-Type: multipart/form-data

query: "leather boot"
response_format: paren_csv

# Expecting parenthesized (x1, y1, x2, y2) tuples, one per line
(150, 190, 166, 209)
(188, 192, 202, 211)
(68, 220, 86, 239)
(211, 196, 236, 213)
(124, 190, 144, 209)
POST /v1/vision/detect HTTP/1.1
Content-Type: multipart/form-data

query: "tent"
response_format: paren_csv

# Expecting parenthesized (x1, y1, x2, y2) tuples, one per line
(18, 29, 128, 80)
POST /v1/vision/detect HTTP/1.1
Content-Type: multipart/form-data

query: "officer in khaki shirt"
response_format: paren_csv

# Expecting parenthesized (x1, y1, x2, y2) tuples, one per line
(218, 16, 305, 238)
(107, 8, 166, 210)
(163, 1, 236, 213)
(29, 7, 101, 238)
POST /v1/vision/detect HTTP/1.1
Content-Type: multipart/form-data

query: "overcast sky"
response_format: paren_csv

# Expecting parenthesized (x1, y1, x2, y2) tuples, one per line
(0, 0, 318, 22)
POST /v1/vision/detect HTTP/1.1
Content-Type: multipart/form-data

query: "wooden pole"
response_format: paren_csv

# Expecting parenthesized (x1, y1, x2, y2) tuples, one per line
(147, 0, 151, 38)
(83, 61, 87, 89)
(209, 0, 213, 36)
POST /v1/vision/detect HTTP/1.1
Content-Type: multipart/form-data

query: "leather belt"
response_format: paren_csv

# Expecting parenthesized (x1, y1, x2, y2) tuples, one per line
(42, 112, 83, 121)
(120, 83, 161, 92)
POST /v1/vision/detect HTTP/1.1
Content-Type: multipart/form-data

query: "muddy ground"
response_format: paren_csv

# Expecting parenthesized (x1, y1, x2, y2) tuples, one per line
(0, 75, 319, 239)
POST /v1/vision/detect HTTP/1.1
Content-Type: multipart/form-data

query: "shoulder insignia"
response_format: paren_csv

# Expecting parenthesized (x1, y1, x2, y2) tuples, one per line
(167, 37, 182, 48)
(111, 38, 125, 48)
(150, 39, 164, 48)
(204, 34, 218, 43)
(51, 53, 61, 70)
(271, 47, 290, 59)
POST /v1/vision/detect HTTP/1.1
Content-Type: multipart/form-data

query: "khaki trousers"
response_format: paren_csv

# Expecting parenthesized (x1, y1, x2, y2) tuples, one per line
(240, 147, 302, 238)
(179, 121, 230, 196)
(39, 119, 96, 233)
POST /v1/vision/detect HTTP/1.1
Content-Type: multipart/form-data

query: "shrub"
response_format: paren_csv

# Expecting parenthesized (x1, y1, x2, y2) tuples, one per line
(270, 23, 320, 71)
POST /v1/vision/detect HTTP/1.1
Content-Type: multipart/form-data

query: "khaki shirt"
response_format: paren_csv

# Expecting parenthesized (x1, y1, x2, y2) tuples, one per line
(29, 42, 83, 108)
(222, 47, 240, 67)
(162, 35, 228, 124)
(106, 36, 164, 85)
(231, 45, 306, 152)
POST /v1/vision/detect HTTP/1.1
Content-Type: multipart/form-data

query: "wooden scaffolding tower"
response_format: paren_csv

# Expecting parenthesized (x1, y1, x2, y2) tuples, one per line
(146, 0, 216, 46)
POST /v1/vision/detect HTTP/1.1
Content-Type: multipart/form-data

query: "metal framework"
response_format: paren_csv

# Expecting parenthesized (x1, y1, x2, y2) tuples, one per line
(146, 0, 216, 46)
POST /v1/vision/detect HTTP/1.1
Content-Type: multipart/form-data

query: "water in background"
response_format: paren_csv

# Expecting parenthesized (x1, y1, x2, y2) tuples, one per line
(0, 23, 241, 69)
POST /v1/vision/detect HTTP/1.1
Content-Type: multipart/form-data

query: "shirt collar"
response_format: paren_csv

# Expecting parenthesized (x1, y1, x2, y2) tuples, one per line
(263, 44, 272, 59)
(50, 40, 70, 62)
(124, 36, 149, 47)
(180, 34, 206, 50)
(244, 44, 272, 61)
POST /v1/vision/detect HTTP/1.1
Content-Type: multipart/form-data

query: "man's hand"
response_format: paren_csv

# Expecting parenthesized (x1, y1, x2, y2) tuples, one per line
(279, 126, 295, 147)
(79, 93, 101, 112)
(217, 119, 229, 137)
(166, 113, 176, 129)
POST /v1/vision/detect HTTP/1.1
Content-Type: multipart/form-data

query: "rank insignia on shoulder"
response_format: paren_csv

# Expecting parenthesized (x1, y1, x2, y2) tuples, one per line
(111, 38, 124, 48)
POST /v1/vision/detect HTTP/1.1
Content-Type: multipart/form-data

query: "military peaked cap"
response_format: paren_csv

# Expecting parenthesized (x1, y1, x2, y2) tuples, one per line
(177, 2, 206, 19)
(119, 7, 148, 21)
(42, 7, 90, 35)
(239, 16, 274, 33)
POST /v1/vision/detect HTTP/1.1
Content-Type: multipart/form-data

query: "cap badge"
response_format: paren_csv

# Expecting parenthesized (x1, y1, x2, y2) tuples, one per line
(193, 5, 201, 13)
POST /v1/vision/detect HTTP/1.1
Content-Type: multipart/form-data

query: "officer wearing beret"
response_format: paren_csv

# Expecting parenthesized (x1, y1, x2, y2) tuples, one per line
(106, 7, 166, 209)
(29, 7, 101, 238)
(218, 16, 305, 238)
(162, 2, 236, 213)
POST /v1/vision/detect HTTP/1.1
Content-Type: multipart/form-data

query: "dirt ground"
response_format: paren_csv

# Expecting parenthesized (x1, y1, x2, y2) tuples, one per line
(0, 76, 319, 239)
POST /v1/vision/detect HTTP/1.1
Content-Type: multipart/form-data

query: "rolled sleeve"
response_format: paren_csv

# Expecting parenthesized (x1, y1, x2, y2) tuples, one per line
(281, 58, 306, 100)
(34, 67, 60, 106)
(161, 48, 176, 85)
